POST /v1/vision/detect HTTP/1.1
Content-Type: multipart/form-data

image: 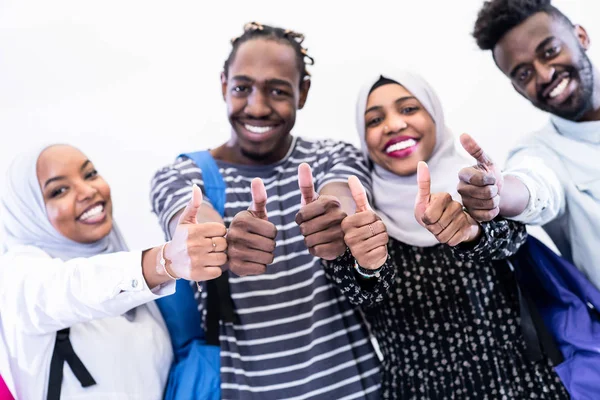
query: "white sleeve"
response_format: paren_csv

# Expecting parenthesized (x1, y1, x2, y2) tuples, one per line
(503, 145, 566, 225)
(0, 248, 175, 335)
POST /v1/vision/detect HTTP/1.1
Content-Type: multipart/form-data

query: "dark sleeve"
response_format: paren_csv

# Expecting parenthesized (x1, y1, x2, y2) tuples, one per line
(450, 218, 527, 263)
(312, 140, 373, 202)
(149, 156, 212, 240)
(322, 247, 395, 309)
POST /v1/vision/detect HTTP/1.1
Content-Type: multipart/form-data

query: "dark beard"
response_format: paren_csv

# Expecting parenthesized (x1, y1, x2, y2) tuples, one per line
(536, 50, 594, 121)
(240, 147, 269, 161)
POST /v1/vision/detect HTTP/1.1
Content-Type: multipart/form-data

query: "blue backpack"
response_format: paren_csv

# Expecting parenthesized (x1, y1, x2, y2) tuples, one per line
(511, 236, 600, 400)
(156, 150, 233, 400)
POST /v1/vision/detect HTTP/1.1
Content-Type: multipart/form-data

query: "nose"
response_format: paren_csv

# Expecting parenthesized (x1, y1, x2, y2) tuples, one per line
(244, 90, 271, 118)
(534, 61, 556, 85)
(75, 181, 98, 202)
(385, 113, 408, 134)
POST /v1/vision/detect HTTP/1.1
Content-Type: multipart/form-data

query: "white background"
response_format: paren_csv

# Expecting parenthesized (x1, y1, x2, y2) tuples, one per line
(0, 0, 597, 249)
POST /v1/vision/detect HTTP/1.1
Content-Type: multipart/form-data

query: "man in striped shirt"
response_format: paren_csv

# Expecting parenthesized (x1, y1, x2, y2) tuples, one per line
(150, 23, 381, 399)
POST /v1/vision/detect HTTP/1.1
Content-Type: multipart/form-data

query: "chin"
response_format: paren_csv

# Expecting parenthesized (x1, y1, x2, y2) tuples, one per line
(385, 159, 419, 177)
(240, 145, 276, 160)
(80, 220, 114, 244)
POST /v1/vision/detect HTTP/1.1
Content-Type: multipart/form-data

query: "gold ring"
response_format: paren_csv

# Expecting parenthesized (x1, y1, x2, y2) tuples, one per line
(211, 238, 217, 252)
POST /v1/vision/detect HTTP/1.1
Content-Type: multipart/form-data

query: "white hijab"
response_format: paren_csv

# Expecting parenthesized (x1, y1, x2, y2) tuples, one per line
(0, 144, 127, 261)
(356, 70, 471, 247)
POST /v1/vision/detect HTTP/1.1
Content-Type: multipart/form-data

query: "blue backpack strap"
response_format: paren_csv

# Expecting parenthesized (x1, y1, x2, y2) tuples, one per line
(179, 151, 226, 217)
(159, 150, 226, 400)
(180, 150, 234, 345)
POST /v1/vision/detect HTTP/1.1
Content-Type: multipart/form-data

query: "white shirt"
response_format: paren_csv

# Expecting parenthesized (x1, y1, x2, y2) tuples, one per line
(504, 115, 600, 289)
(0, 245, 175, 400)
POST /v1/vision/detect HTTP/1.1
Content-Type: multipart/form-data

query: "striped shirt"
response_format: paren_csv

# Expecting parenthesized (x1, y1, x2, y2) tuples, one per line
(150, 137, 380, 400)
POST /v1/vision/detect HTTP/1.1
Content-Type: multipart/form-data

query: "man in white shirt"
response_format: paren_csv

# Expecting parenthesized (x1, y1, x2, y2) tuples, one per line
(458, 0, 600, 288)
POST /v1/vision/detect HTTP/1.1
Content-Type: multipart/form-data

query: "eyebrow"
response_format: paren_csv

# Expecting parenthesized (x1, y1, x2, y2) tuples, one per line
(231, 75, 253, 83)
(509, 36, 555, 78)
(364, 96, 416, 115)
(43, 160, 91, 188)
(231, 75, 294, 89)
(266, 79, 294, 89)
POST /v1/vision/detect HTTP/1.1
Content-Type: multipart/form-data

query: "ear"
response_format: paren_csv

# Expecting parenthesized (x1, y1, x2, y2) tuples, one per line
(221, 72, 228, 101)
(298, 78, 311, 110)
(574, 24, 590, 51)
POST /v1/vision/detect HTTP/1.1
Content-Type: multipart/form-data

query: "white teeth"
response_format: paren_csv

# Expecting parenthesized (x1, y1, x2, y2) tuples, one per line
(80, 205, 104, 221)
(549, 77, 569, 99)
(386, 139, 417, 154)
(244, 124, 274, 134)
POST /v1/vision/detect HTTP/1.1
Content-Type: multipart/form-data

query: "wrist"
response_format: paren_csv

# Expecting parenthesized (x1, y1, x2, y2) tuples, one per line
(158, 242, 180, 280)
(353, 259, 383, 279)
(465, 223, 483, 243)
(141, 246, 170, 289)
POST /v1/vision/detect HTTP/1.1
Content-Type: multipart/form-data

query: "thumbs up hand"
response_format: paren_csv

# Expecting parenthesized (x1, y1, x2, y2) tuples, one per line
(295, 163, 347, 260)
(226, 178, 277, 276)
(163, 184, 228, 281)
(457, 133, 503, 222)
(415, 162, 481, 246)
(340, 176, 389, 270)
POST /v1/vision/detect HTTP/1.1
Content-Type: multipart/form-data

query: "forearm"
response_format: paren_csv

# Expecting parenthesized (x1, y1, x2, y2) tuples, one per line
(451, 218, 527, 263)
(498, 175, 531, 218)
(3, 251, 175, 334)
(320, 182, 355, 215)
(322, 248, 395, 309)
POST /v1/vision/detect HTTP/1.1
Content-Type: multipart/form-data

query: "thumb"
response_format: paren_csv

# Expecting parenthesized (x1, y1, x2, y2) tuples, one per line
(298, 163, 317, 206)
(415, 161, 431, 213)
(348, 175, 370, 213)
(249, 178, 268, 220)
(460, 133, 494, 167)
(178, 184, 203, 225)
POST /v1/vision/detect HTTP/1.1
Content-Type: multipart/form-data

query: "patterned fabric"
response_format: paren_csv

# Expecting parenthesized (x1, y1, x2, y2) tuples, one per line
(151, 137, 380, 400)
(324, 219, 569, 399)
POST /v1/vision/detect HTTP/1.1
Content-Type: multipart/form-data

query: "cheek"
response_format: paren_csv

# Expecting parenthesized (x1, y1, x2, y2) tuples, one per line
(97, 181, 111, 204)
(524, 82, 538, 98)
(419, 125, 437, 161)
(365, 129, 382, 156)
(275, 102, 296, 122)
(45, 200, 74, 233)
(227, 96, 244, 113)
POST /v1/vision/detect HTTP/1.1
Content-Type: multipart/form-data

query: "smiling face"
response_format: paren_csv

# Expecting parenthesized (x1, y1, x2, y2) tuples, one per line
(37, 145, 113, 244)
(364, 83, 437, 176)
(493, 12, 594, 121)
(221, 38, 310, 165)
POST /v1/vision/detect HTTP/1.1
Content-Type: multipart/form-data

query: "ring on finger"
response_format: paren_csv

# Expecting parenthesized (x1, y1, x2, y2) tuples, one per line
(368, 224, 375, 237)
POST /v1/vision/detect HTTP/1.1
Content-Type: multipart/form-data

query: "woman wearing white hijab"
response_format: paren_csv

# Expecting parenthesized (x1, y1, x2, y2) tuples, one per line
(0, 144, 228, 399)
(324, 71, 568, 399)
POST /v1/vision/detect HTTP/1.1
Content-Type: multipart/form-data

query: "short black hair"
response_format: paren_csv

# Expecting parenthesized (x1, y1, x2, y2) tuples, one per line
(473, 0, 574, 50)
(223, 22, 315, 85)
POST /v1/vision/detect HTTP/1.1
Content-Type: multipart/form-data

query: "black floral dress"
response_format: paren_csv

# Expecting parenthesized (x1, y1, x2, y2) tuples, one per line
(324, 219, 568, 399)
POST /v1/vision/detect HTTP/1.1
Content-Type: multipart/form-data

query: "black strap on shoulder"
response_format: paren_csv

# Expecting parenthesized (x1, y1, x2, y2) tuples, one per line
(205, 271, 235, 346)
(517, 280, 564, 366)
(47, 328, 96, 400)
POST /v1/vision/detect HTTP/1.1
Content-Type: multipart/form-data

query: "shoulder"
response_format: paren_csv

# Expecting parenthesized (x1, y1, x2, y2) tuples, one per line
(508, 122, 555, 158)
(2, 245, 50, 261)
(296, 137, 361, 154)
(0, 246, 51, 279)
